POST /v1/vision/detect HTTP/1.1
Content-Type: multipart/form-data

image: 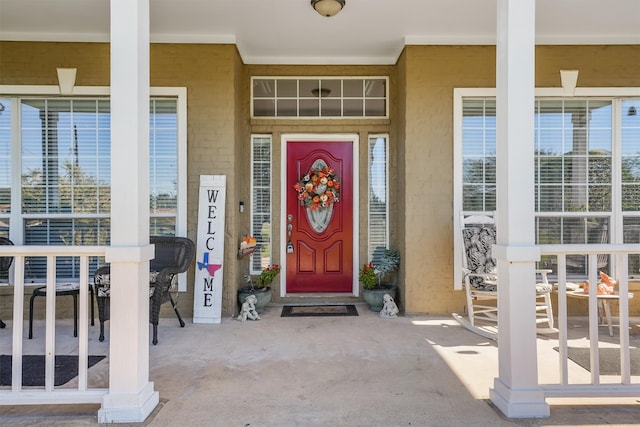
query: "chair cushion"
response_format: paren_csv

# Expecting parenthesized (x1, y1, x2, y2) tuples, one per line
(535, 282, 552, 294)
(462, 226, 497, 291)
(94, 271, 178, 298)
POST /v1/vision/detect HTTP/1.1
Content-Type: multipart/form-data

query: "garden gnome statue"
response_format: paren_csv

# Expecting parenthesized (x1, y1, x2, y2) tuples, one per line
(379, 294, 399, 318)
(237, 294, 261, 322)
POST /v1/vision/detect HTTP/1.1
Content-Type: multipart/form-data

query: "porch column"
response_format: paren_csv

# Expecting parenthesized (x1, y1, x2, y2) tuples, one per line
(489, 0, 549, 418)
(98, 0, 158, 423)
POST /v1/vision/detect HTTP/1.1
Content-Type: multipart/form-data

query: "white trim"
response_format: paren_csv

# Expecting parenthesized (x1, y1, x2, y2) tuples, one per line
(175, 87, 189, 291)
(0, 85, 186, 97)
(0, 32, 237, 45)
(280, 133, 360, 297)
(9, 98, 22, 249)
(452, 91, 464, 291)
(242, 54, 398, 66)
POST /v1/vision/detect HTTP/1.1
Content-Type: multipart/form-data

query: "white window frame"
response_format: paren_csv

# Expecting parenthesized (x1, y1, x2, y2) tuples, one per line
(0, 85, 188, 289)
(454, 87, 640, 289)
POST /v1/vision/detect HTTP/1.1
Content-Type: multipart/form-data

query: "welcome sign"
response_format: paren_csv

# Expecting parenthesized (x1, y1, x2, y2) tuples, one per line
(193, 175, 226, 324)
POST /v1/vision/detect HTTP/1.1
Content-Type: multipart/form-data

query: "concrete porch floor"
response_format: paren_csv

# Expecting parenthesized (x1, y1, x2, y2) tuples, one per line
(1, 305, 640, 426)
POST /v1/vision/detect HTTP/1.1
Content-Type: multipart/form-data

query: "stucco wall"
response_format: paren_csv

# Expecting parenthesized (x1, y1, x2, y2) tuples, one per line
(2, 42, 640, 320)
(400, 44, 640, 315)
(0, 42, 242, 319)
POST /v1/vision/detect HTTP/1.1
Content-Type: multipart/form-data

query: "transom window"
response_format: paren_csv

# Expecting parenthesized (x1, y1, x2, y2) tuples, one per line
(251, 77, 388, 118)
(455, 91, 640, 280)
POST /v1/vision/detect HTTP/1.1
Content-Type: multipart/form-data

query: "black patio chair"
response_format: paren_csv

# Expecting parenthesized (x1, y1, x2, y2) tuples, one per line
(0, 237, 14, 329)
(93, 236, 195, 345)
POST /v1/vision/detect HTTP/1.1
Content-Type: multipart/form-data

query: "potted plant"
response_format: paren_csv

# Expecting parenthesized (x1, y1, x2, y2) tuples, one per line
(237, 264, 280, 314)
(361, 248, 400, 312)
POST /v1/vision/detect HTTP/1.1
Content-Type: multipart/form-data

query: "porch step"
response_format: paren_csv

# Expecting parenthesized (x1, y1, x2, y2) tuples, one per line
(275, 293, 362, 306)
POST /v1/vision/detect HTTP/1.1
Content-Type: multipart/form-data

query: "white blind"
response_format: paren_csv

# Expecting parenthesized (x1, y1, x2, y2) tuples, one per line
(621, 99, 640, 277)
(0, 98, 12, 217)
(461, 99, 496, 212)
(368, 135, 388, 259)
(250, 135, 272, 274)
(16, 97, 178, 280)
(149, 98, 178, 236)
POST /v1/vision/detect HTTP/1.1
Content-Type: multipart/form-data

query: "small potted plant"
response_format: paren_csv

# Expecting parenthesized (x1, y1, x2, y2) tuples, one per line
(361, 248, 400, 312)
(237, 264, 280, 313)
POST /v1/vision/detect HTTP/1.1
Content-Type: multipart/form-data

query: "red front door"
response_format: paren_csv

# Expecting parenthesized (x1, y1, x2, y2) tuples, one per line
(286, 140, 353, 293)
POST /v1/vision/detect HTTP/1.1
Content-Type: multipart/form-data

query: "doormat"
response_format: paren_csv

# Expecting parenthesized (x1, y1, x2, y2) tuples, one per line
(0, 355, 106, 386)
(553, 347, 640, 375)
(281, 305, 358, 317)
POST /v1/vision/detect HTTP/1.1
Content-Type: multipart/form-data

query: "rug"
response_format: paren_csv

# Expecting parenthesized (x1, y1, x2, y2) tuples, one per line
(554, 347, 640, 375)
(281, 304, 358, 317)
(0, 355, 106, 386)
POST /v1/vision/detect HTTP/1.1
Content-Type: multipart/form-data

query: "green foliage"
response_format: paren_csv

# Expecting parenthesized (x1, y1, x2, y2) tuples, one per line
(359, 262, 377, 290)
(256, 264, 280, 288)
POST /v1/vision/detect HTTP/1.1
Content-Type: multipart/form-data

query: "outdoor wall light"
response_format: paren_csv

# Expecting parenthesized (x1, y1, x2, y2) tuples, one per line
(628, 106, 637, 116)
(311, 0, 345, 17)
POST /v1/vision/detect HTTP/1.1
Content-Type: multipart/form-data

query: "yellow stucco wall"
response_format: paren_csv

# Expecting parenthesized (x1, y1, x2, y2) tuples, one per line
(399, 44, 640, 315)
(2, 42, 640, 320)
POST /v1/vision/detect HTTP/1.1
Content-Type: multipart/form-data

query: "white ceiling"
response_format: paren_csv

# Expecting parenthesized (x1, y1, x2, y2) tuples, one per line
(1, 0, 639, 65)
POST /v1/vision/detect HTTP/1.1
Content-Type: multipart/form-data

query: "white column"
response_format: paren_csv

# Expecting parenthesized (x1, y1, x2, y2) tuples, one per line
(489, 0, 549, 418)
(98, 0, 158, 423)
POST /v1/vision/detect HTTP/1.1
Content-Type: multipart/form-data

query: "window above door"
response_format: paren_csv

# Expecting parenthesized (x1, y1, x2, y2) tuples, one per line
(251, 77, 388, 119)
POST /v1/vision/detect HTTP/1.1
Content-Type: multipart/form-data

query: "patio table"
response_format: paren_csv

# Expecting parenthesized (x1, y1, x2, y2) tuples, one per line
(565, 289, 634, 337)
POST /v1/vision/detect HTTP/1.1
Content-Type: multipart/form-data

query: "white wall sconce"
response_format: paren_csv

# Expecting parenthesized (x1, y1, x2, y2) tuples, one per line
(57, 68, 77, 95)
(560, 70, 579, 97)
(311, 0, 345, 17)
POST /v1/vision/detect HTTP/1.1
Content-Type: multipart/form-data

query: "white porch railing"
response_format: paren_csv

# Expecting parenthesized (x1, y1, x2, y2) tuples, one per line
(538, 244, 640, 398)
(0, 245, 108, 405)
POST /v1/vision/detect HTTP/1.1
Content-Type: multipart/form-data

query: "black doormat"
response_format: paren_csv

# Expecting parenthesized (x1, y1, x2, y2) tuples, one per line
(553, 347, 640, 375)
(0, 355, 106, 386)
(281, 304, 358, 317)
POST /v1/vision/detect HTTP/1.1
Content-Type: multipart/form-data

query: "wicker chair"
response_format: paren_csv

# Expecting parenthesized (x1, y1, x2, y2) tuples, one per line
(0, 237, 14, 329)
(93, 236, 195, 345)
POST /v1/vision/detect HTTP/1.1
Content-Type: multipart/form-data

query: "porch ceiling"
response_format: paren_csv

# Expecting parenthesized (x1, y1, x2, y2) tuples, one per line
(0, 0, 638, 65)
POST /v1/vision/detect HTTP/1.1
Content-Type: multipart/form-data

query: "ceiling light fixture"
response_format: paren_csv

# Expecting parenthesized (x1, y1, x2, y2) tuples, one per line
(311, 88, 331, 97)
(311, 0, 345, 17)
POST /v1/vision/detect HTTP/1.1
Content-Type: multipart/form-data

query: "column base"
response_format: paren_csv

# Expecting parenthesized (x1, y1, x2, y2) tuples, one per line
(98, 381, 159, 423)
(490, 378, 549, 418)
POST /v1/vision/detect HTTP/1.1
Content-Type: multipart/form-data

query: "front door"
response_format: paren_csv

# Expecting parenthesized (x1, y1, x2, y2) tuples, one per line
(286, 140, 353, 293)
